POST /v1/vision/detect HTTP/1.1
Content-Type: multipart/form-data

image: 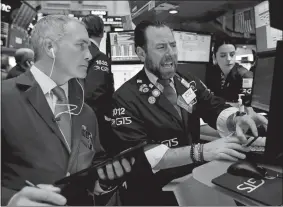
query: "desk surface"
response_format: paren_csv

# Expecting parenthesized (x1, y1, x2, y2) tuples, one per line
(193, 160, 283, 206)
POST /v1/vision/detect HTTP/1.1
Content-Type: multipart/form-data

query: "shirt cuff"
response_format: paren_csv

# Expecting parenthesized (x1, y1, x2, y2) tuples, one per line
(144, 144, 169, 173)
(93, 180, 117, 195)
(217, 107, 238, 138)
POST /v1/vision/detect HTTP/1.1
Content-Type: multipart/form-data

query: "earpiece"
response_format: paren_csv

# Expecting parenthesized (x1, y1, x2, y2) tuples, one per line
(51, 48, 55, 58)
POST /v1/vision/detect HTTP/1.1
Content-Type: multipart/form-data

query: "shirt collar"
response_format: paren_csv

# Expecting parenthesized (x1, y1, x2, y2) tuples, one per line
(144, 67, 174, 85)
(30, 65, 68, 97)
(90, 38, 99, 48)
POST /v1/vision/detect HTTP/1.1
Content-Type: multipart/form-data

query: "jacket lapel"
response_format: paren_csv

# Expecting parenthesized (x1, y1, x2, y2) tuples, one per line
(68, 79, 84, 163)
(138, 70, 182, 124)
(16, 71, 70, 152)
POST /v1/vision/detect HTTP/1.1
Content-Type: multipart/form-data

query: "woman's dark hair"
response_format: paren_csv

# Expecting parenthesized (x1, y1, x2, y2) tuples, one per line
(213, 38, 236, 55)
(134, 20, 169, 50)
(81, 14, 104, 38)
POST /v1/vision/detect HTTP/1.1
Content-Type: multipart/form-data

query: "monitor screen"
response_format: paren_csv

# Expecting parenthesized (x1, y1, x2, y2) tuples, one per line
(254, 0, 283, 53)
(251, 56, 275, 112)
(108, 31, 140, 63)
(112, 64, 143, 90)
(173, 31, 211, 62)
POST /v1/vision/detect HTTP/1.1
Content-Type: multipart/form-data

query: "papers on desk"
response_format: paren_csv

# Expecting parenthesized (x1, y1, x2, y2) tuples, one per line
(200, 118, 207, 126)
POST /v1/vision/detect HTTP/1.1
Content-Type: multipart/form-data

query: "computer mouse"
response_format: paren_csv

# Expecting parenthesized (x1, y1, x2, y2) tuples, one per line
(227, 160, 266, 179)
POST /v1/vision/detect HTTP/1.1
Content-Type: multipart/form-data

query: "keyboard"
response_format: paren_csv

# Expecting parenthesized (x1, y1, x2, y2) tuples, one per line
(249, 145, 265, 152)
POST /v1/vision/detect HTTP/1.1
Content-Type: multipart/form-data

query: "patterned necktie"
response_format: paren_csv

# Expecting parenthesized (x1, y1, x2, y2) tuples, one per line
(158, 79, 182, 118)
(52, 86, 72, 150)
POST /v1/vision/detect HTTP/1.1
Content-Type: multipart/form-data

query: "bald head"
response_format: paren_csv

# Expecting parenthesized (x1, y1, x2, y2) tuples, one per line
(15, 48, 34, 71)
(15, 48, 34, 64)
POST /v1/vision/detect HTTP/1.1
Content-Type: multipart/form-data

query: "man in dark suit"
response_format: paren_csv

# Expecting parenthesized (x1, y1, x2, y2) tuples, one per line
(82, 14, 114, 149)
(107, 21, 268, 205)
(6, 48, 34, 79)
(1, 15, 133, 206)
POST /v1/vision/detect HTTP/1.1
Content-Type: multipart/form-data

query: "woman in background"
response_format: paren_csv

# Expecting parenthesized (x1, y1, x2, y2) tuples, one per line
(206, 38, 253, 104)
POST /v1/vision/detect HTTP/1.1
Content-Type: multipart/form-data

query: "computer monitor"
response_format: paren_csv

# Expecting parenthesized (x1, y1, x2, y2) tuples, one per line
(173, 30, 212, 63)
(254, 0, 283, 53)
(250, 56, 275, 112)
(263, 41, 283, 164)
(107, 31, 141, 64)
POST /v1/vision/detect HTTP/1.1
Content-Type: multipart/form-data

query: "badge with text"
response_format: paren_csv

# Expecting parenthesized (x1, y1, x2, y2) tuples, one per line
(182, 88, 196, 105)
(81, 125, 93, 150)
(242, 78, 253, 88)
(177, 96, 192, 113)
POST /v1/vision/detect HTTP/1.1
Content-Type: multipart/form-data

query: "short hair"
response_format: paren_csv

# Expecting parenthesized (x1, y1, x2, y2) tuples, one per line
(81, 14, 104, 38)
(134, 20, 169, 50)
(213, 37, 236, 55)
(30, 15, 84, 61)
(15, 48, 34, 64)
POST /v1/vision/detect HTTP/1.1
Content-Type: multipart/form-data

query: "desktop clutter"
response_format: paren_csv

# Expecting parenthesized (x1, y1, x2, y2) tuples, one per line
(211, 95, 283, 206)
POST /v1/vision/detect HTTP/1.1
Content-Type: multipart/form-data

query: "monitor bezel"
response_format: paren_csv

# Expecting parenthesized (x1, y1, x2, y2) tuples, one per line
(106, 30, 142, 65)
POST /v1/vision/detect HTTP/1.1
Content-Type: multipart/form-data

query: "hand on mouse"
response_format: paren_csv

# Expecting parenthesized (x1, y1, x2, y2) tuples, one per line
(203, 137, 250, 162)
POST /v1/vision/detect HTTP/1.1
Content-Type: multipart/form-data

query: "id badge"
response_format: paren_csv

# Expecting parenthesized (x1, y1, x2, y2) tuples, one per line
(182, 88, 196, 105)
(242, 78, 253, 88)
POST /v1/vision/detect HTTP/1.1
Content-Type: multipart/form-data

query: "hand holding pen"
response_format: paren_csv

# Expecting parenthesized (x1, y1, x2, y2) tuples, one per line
(7, 180, 67, 206)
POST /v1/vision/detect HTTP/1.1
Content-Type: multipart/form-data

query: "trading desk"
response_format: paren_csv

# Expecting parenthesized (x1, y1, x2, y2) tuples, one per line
(162, 125, 237, 206)
(192, 160, 283, 206)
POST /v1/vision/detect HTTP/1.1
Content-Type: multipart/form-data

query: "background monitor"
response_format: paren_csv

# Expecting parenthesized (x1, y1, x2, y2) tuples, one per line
(112, 64, 143, 90)
(254, 0, 282, 53)
(251, 56, 275, 112)
(173, 30, 212, 62)
(108, 31, 140, 63)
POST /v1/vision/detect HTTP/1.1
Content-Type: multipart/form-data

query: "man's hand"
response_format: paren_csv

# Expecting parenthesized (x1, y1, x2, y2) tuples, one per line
(97, 157, 135, 181)
(203, 137, 250, 162)
(234, 107, 268, 143)
(8, 184, 67, 206)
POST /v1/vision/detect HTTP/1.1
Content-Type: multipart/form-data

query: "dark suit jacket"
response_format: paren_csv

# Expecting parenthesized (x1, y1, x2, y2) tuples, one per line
(108, 68, 229, 205)
(1, 71, 103, 205)
(84, 42, 114, 148)
(6, 64, 26, 79)
(206, 63, 253, 103)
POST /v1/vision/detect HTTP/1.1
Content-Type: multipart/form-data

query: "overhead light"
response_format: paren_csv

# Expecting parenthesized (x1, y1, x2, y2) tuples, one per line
(169, 10, 178, 14)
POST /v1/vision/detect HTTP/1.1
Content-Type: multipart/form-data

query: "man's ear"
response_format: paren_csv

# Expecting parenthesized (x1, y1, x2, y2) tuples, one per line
(43, 38, 57, 59)
(136, 46, 146, 62)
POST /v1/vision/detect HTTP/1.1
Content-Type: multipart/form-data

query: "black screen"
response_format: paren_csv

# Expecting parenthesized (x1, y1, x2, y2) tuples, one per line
(251, 56, 275, 111)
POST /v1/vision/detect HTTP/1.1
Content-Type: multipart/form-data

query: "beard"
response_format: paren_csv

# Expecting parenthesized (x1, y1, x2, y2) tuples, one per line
(145, 56, 177, 80)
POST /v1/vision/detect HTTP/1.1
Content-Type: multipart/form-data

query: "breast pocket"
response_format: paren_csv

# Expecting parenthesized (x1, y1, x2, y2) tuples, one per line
(77, 136, 96, 171)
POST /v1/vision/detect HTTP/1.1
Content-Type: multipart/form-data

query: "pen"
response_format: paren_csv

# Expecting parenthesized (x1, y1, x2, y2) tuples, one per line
(246, 136, 259, 147)
(25, 180, 39, 188)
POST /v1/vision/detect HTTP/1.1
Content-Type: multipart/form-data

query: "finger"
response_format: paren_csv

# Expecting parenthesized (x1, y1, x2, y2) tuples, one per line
(131, 157, 135, 165)
(21, 187, 66, 206)
(36, 184, 61, 193)
(223, 148, 246, 160)
(106, 163, 115, 180)
(224, 137, 241, 144)
(97, 167, 106, 180)
(245, 117, 258, 137)
(257, 115, 268, 131)
(112, 160, 124, 178)
(218, 153, 239, 162)
(226, 143, 250, 152)
(20, 198, 53, 206)
(121, 158, 131, 173)
(236, 124, 248, 143)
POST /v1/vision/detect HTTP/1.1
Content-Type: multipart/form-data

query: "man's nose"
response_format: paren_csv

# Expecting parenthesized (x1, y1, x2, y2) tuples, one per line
(85, 48, 92, 61)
